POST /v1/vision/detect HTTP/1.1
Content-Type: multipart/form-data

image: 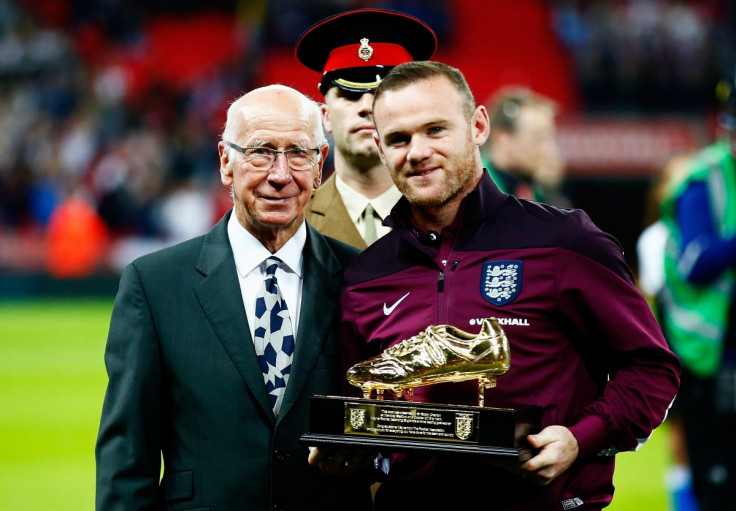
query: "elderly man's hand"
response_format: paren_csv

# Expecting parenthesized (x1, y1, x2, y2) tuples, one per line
(307, 446, 376, 476)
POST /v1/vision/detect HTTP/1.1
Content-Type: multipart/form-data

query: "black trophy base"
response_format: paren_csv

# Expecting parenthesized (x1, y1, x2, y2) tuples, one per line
(300, 395, 542, 461)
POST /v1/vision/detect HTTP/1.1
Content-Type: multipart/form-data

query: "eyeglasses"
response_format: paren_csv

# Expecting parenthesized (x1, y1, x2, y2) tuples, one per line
(225, 141, 320, 171)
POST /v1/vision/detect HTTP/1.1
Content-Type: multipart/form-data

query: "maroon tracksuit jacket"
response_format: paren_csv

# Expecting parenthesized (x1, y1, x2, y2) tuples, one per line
(339, 171, 680, 510)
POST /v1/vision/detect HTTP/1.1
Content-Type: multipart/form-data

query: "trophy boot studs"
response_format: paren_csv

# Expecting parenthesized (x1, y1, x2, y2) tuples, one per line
(347, 317, 510, 406)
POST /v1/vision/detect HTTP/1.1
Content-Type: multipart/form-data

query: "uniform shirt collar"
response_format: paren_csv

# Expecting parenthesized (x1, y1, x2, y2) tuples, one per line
(335, 173, 403, 222)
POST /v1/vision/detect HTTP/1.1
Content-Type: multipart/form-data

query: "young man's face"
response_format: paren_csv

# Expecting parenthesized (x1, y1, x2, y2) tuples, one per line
(322, 87, 379, 165)
(373, 75, 488, 208)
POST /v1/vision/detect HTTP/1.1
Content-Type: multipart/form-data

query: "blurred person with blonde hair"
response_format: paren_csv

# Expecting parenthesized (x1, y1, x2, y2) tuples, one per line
(483, 87, 570, 207)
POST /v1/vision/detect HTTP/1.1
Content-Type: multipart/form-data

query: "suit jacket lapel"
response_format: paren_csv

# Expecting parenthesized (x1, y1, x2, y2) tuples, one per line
(277, 224, 340, 421)
(193, 212, 275, 423)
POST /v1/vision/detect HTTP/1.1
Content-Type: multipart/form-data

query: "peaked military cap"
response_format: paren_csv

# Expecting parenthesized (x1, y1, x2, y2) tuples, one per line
(295, 9, 437, 96)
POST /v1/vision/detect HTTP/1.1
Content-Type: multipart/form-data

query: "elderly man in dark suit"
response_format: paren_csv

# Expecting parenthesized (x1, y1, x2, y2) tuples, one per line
(95, 85, 370, 511)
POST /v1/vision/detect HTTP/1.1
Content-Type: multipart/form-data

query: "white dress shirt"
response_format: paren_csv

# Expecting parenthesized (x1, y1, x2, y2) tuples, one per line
(227, 213, 305, 341)
(335, 174, 402, 241)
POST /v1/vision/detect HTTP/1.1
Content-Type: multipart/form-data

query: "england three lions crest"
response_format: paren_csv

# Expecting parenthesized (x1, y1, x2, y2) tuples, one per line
(481, 261, 523, 306)
(454, 413, 475, 441)
(349, 408, 367, 430)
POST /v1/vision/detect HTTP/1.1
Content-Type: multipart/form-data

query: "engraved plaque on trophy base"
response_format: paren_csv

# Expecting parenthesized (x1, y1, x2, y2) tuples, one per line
(300, 395, 542, 460)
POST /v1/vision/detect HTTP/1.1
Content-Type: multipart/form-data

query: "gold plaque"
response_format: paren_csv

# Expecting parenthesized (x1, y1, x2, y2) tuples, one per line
(344, 401, 479, 443)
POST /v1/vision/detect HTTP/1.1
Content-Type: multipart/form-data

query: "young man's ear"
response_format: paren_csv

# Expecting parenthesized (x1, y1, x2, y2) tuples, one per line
(373, 133, 387, 166)
(472, 105, 491, 147)
(321, 103, 333, 133)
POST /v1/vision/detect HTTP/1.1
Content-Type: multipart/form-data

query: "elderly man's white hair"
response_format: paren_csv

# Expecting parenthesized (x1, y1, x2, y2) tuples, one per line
(221, 84, 328, 148)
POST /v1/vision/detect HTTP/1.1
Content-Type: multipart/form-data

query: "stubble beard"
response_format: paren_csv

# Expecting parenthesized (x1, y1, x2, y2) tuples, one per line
(397, 149, 478, 208)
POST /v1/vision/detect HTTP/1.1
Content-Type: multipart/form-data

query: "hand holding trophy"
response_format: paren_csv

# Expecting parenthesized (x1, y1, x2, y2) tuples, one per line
(301, 318, 541, 460)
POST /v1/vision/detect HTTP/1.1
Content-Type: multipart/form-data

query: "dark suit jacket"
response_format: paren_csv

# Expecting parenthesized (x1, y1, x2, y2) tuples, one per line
(95, 211, 369, 511)
(305, 174, 367, 250)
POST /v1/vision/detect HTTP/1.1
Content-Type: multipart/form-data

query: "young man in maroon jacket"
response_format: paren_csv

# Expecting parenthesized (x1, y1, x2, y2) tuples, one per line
(324, 61, 680, 510)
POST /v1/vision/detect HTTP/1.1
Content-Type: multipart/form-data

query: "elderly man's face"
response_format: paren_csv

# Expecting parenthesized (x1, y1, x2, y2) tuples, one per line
(220, 89, 325, 240)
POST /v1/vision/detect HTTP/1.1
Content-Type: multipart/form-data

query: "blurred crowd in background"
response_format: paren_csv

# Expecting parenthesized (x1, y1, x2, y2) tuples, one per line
(0, 0, 733, 277)
(555, 0, 733, 112)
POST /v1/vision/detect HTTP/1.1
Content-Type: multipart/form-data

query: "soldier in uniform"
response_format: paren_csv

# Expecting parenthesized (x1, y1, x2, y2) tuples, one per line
(296, 9, 437, 248)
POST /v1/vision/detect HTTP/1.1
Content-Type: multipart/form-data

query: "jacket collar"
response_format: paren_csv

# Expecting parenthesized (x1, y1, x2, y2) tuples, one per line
(385, 169, 508, 249)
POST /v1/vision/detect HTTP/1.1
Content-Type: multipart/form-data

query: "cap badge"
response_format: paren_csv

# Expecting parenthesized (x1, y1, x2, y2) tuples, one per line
(358, 38, 373, 62)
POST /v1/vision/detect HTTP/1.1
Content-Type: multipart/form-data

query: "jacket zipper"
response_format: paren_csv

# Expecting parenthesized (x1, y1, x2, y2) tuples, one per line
(437, 270, 445, 324)
(437, 261, 460, 324)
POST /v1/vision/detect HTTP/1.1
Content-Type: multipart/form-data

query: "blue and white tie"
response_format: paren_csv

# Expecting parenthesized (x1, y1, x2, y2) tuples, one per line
(253, 257, 294, 416)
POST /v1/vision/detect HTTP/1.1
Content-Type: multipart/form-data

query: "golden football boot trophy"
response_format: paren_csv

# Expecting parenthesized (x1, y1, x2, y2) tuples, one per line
(347, 317, 510, 406)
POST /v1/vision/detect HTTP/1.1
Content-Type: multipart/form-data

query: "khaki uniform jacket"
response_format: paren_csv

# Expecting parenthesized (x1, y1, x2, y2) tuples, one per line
(305, 173, 367, 250)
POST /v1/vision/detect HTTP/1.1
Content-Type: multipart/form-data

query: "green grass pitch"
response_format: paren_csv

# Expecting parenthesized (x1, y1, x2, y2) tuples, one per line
(0, 299, 111, 510)
(0, 298, 670, 510)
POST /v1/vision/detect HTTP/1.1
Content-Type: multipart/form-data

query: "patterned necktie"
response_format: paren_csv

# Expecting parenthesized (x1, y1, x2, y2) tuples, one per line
(362, 203, 378, 246)
(253, 257, 294, 416)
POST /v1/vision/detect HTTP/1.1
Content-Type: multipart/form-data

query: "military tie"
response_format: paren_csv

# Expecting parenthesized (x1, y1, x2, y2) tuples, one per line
(362, 203, 378, 245)
(253, 257, 294, 415)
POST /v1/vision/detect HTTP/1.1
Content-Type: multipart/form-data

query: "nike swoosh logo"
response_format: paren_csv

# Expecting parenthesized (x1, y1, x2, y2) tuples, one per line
(383, 292, 410, 316)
